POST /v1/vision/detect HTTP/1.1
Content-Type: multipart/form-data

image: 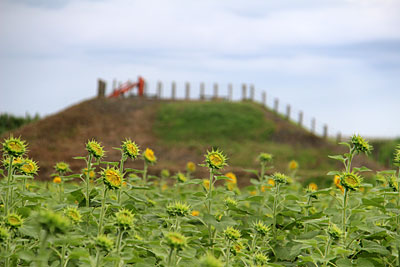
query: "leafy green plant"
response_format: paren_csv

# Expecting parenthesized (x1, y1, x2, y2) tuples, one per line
(1, 134, 400, 266)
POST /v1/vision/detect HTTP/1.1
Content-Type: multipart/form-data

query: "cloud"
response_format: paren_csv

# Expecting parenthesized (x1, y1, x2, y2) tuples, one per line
(0, 0, 399, 137)
(2, 0, 400, 55)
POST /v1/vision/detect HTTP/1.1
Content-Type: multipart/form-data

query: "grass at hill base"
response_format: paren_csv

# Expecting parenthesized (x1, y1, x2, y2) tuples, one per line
(154, 101, 275, 143)
(154, 101, 341, 185)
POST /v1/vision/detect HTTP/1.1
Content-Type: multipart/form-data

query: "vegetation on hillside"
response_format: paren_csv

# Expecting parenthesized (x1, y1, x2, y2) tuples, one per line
(154, 101, 275, 143)
(370, 138, 400, 167)
(0, 98, 379, 184)
(0, 113, 40, 135)
(154, 101, 341, 184)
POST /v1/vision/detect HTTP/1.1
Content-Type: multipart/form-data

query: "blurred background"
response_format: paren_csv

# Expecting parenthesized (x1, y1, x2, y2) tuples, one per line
(0, 0, 399, 183)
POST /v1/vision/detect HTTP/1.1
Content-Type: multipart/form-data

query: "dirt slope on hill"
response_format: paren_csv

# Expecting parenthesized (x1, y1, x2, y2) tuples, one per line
(1, 97, 382, 186)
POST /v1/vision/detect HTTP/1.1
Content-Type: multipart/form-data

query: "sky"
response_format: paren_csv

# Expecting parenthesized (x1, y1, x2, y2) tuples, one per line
(0, 0, 399, 138)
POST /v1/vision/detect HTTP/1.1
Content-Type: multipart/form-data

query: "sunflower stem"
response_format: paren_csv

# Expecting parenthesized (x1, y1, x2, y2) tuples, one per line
(98, 185, 108, 236)
(143, 161, 148, 186)
(226, 239, 231, 267)
(207, 169, 214, 214)
(5, 156, 13, 216)
(115, 228, 124, 267)
(323, 236, 332, 267)
(59, 176, 64, 203)
(118, 155, 125, 205)
(251, 233, 258, 252)
(396, 167, 400, 267)
(85, 154, 93, 208)
(95, 249, 101, 267)
(260, 163, 265, 182)
(5, 237, 10, 267)
(60, 244, 66, 267)
(38, 230, 50, 267)
(206, 168, 214, 248)
(167, 247, 174, 266)
(272, 183, 280, 239)
(342, 187, 348, 246)
(304, 196, 312, 233)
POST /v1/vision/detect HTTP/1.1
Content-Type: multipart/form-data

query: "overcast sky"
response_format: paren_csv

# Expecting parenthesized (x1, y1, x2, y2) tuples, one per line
(0, 0, 399, 138)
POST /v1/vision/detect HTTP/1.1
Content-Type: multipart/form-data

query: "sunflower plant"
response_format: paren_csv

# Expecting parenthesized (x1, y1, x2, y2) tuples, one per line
(328, 134, 372, 246)
(1, 135, 399, 266)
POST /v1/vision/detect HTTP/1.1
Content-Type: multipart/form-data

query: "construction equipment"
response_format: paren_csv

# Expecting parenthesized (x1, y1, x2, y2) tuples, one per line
(108, 76, 145, 98)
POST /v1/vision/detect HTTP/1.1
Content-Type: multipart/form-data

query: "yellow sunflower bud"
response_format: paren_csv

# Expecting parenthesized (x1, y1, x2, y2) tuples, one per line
(191, 210, 200, 216)
(165, 232, 187, 250)
(122, 139, 140, 159)
(101, 167, 123, 190)
(288, 160, 299, 171)
(205, 149, 227, 170)
(86, 139, 105, 159)
(186, 161, 196, 173)
(2, 136, 27, 157)
(20, 158, 39, 176)
(143, 148, 157, 164)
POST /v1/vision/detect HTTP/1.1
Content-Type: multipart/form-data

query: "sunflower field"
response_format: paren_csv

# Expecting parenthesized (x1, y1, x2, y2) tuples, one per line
(1, 135, 400, 267)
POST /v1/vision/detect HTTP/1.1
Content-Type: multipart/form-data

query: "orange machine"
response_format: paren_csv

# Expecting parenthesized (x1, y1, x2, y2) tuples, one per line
(108, 76, 145, 98)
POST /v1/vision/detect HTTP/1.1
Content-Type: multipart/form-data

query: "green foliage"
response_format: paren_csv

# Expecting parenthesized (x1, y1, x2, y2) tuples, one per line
(0, 113, 39, 135)
(370, 138, 400, 166)
(1, 135, 399, 266)
(154, 102, 275, 143)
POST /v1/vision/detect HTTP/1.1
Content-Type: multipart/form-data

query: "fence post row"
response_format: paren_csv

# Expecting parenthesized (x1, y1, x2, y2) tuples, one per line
(298, 111, 303, 126)
(213, 83, 218, 99)
(249, 84, 255, 101)
(157, 81, 162, 99)
(102, 78, 334, 140)
(336, 132, 342, 143)
(323, 125, 328, 139)
(112, 79, 117, 90)
(311, 118, 316, 134)
(144, 81, 148, 97)
(200, 82, 205, 100)
(171, 81, 176, 100)
(185, 82, 190, 100)
(274, 98, 279, 113)
(97, 79, 106, 98)
(228, 84, 233, 101)
(262, 91, 266, 107)
(286, 105, 291, 120)
(242, 84, 247, 100)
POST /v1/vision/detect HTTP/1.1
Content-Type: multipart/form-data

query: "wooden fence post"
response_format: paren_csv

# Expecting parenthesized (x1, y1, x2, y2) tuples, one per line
(274, 98, 279, 113)
(185, 82, 190, 100)
(143, 81, 148, 97)
(242, 84, 247, 101)
(157, 81, 162, 99)
(228, 84, 233, 101)
(311, 118, 316, 134)
(336, 132, 342, 143)
(118, 82, 124, 98)
(171, 81, 176, 100)
(249, 84, 255, 101)
(200, 82, 205, 100)
(286, 105, 291, 120)
(298, 111, 303, 126)
(112, 79, 117, 91)
(97, 79, 106, 98)
(262, 91, 266, 106)
(323, 125, 328, 139)
(213, 83, 218, 99)
(127, 80, 133, 97)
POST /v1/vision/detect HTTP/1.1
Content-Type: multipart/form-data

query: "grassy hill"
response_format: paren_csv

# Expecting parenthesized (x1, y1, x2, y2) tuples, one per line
(370, 138, 400, 167)
(0, 97, 381, 186)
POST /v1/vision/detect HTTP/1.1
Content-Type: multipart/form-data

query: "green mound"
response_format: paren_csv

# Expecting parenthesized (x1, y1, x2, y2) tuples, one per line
(154, 101, 275, 144)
